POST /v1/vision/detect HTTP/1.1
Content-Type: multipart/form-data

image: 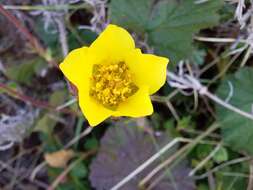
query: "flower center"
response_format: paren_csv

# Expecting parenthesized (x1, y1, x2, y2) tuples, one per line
(90, 61, 139, 110)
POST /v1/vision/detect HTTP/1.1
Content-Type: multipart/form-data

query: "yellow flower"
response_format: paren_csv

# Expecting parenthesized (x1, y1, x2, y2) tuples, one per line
(60, 24, 169, 126)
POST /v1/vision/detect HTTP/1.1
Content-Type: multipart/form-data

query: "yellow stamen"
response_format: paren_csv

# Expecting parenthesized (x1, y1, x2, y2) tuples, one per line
(90, 61, 138, 110)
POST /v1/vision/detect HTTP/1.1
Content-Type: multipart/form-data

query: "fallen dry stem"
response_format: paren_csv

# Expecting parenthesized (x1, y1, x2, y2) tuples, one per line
(194, 156, 252, 180)
(0, 82, 77, 116)
(0, 5, 47, 60)
(139, 123, 220, 189)
(168, 71, 253, 122)
(111, 123, 219, 190)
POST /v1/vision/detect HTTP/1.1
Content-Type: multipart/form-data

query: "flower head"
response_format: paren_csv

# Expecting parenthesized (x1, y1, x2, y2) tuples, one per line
(60, 24, 169, 126)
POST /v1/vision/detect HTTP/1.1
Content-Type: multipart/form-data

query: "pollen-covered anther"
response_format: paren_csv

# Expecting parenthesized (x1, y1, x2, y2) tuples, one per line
(90, 61, 138, 110)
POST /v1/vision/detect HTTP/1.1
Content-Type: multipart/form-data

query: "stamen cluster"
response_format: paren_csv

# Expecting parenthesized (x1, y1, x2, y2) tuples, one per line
(90, 62, 138, 109)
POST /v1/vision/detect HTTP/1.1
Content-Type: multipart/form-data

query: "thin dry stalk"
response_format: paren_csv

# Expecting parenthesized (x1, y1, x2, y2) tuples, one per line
(247, 161, 253, 190)
(139, 123, 219, 189)
(0, 5, 48, 61)
(168, 71, 253, 122)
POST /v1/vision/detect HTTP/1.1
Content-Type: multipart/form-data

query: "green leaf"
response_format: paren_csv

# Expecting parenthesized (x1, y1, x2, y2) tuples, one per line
(192, 49, 207, 65)
(34, 90, 67, 134)
(109, 0, 223, 63)
(197, 184, 209, 190)
(68, 29, 98, 51)
(163, 119, 180, 137)
(84, 138, 98, 150)
(213, 147, 228, 163)
(177, 116, 192, 129)
(215, 163, 249, 190)
(70, 162, 87, 178)
(34, 114, 57, 134)
(0, 82, 18, 95)
(57, 184, 76, 190)
(216, 67, 253, 155)
(49, 90, 67, 106)
(196, 144, 213, 159)
(34, 18, 59, 49)
(5, 58, 46, 84)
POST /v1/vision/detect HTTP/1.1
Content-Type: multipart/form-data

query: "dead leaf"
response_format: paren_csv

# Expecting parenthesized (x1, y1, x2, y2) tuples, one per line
(45, 149, 74, 168)
(89, 121, 195, 190)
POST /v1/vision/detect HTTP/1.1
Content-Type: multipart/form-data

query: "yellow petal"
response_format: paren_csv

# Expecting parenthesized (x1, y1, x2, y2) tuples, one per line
(89, 24, 135, 63)
(59, 47, 92, 87)
(78, 86, 113, 126)
(113, 86, 153, 117)
(126, 49, 169, 95)
(60, 47, 112, 126)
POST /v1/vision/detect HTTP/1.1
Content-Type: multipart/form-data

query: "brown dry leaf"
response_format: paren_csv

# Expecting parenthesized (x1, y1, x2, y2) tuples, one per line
(44, 149, 75, 168)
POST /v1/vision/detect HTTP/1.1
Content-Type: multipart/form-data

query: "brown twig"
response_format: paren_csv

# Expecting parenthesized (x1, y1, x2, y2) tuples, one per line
(0, 5, 46, 59)
(0, 4, 61, 69)
(0, 82, 77, 116)
(0, 5, 81, 95)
